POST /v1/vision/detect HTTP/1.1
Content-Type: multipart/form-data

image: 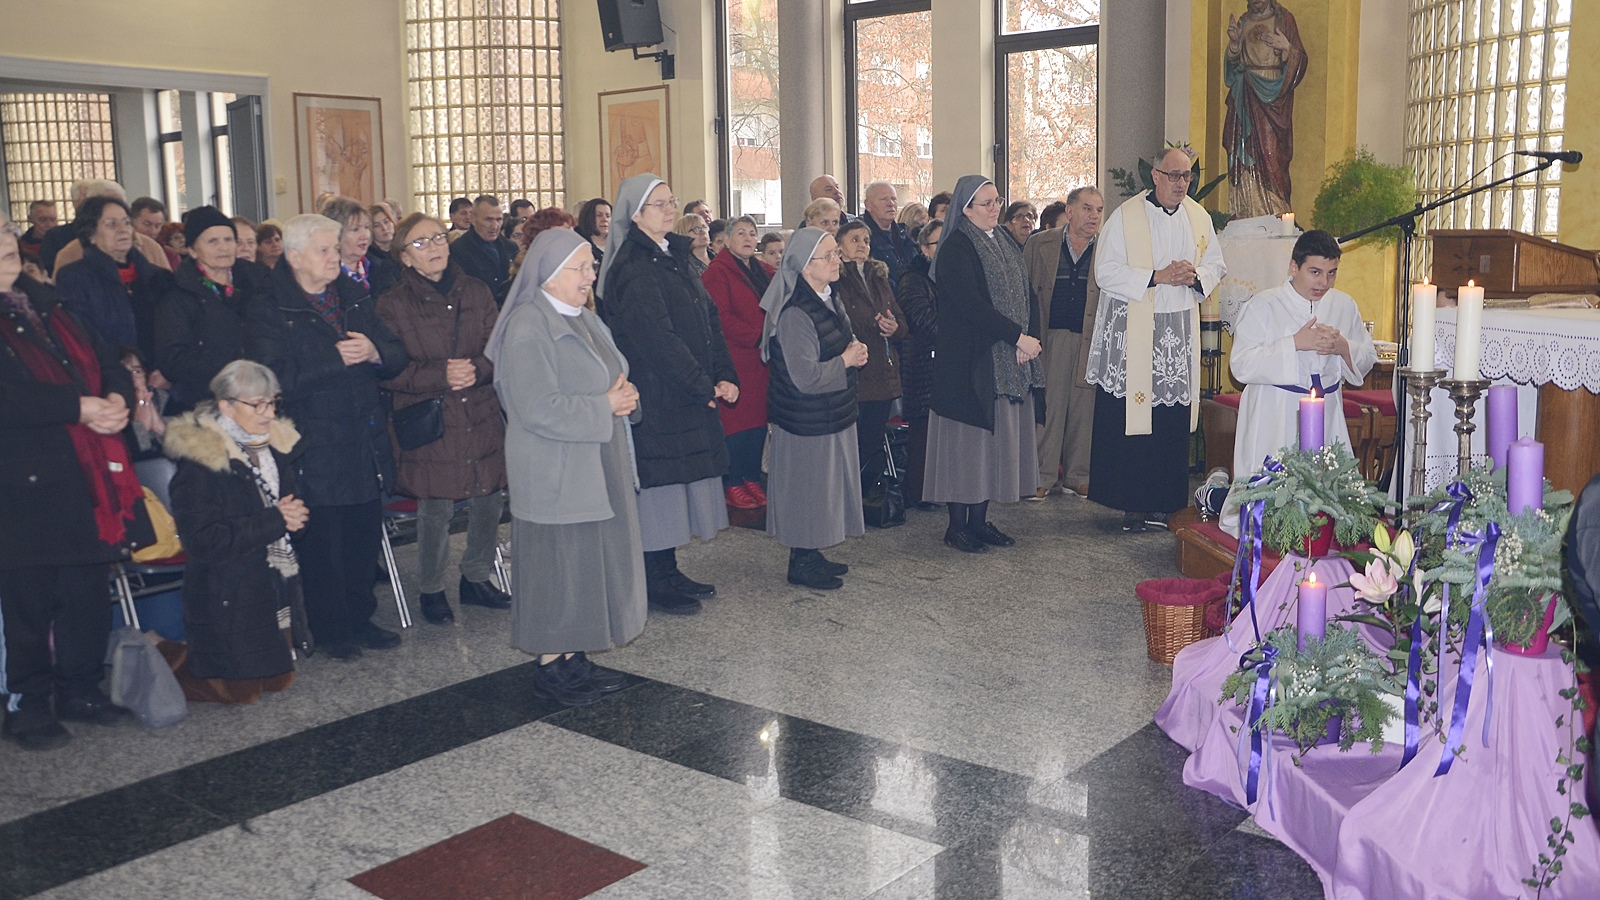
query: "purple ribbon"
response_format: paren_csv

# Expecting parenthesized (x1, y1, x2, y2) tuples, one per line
(1272, 373, 1341, 395)
(1402, 482, 1474, 768)
(1242, 643, 1280, 810)
(1226, 457, 1284, 650)
(1436, 521, 1500, 777)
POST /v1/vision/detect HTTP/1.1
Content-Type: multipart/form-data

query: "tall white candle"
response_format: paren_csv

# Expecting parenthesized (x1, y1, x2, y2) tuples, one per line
(1281, 212, 1296, 235)
(1410, 281, 1438, 370)
(1454, 280, 1485, 379)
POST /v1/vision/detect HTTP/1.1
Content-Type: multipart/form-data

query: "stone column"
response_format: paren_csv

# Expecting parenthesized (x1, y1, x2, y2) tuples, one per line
(778, 0, 825, 226)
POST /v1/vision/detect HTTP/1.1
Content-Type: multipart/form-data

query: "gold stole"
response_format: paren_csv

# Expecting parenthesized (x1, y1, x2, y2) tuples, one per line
(1118, 191, 1208, 435)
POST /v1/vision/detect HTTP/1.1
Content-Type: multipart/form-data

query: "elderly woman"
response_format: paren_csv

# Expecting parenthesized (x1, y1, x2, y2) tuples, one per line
(55, 195, 169, 367)
(834, 218, 907, 484)
(248, 214, 409, 660)
(0, 218, 137, 749)
(163, 360, 307, 703)
(701, 215, 772, 508)
(925, 177, 1043, 553)
(255, 222, 284, 270)
(575, 198, 612, 271)
(759, 227, 869, 589)
(155, 206, 263, 412)
(376, 213, 508, 625)
(232, 217, 258, 263)
(320, 196, 400, 297)
(803, 198, 842, 235)
(672, 214, 713, 279)
(489, 229, 642, 707)
(598, 174, 738, 615)
(369, 202, 400, 256)
(897, 217, 942, 508)
(1002, 201, 1038, 250)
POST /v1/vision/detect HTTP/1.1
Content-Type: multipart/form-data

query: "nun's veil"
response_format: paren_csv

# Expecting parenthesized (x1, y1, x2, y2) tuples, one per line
(929, 174, 993, 282)
(484, 227, 590, 364)
(757, 226, 828, 363)
(594, 173, 665, 298)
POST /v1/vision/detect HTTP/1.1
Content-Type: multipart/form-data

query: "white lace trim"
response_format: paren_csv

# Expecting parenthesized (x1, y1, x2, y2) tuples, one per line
(1084, 297, 1195, 406)
(1434, 309, 1600, 393)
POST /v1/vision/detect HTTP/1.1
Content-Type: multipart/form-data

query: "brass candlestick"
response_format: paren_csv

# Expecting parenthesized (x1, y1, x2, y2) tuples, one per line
(1442, 378, 1490, 476)
(1397, 366, 1446, 501)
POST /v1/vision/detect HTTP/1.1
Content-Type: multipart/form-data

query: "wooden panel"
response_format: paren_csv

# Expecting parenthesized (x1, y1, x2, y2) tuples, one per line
(1430, 229, 1599, 296)
(1535, 382, 1600, 498)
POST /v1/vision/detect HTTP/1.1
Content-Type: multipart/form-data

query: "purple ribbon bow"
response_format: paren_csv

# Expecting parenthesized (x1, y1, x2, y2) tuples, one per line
(1436, 520, 1500, 777)
(1226, 457, 1285, 650)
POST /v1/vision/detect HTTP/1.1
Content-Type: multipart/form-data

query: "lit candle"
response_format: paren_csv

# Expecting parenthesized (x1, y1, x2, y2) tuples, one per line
(1506, 436, 1545, 516)
(1299, 390, 1325, 451)
(1454, 280, 1485, 379)
(1410, 280, 1438, 370)
(1281, 212, 1296, 235)
(1486, 385, 1517, 469)
(1297, 571, 1328, 650)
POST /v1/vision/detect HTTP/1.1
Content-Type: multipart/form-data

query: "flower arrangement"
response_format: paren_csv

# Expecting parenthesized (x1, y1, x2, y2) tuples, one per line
(1222, 624, 1400, 756)
(1230, 444, 1389, 555)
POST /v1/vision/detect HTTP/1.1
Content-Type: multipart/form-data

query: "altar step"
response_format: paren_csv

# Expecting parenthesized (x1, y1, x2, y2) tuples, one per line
(1169, 507, 1284, 581)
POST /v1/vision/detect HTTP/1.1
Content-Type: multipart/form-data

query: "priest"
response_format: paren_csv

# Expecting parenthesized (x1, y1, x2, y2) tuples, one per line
(1088, 146, 1226, 532)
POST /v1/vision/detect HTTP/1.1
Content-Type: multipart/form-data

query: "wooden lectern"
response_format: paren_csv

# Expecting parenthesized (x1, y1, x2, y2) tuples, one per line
(1430, 229, 1600, 297)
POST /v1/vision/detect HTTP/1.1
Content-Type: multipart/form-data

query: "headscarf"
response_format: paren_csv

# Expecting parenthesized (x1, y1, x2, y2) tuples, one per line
(929, 175, 992, 283)
(594, 173, 665, 299)
(484, 227, 590, 365)
(757, 226, 828, 363)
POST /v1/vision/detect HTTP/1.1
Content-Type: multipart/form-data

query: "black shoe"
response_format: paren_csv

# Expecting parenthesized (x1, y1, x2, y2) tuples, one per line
(323, 639, 364, 660)
(973, 522, 1015, 547)
(943, 528, 989, 553)
(570, 652, 628, 693)
(2, 708, 72, 751)
(1143, 512, 1171, 531)
(355, 621, 402, 651)
(420, 591, 454, 624)
(814, 551, 849, 576)
(56, 692, 134, 727)
(665, 571, 716, 600)
(459, 576, 512, 609)
(1121, 513, 1149, 533)
(647, 583, 702, 615)
(787, 553, 844, 589)
(531, 657, 602, 707)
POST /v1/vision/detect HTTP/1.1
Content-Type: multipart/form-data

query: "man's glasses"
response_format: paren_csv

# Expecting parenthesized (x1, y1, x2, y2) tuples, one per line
(407, 233, 450, 250)
(1153, 168, 1196, 184)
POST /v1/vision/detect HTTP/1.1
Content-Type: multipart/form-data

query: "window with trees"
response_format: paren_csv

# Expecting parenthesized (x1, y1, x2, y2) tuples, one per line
(1407, 0, 1570, 241)
(724, 0, 781, 223)
(846, 0, 934, 210)
(0, 92, 117, 222)
(995, 1, 1099, 209)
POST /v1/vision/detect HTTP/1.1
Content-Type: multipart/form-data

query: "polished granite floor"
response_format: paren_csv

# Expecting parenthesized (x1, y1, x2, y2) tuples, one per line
(0, 494, 1323, 899)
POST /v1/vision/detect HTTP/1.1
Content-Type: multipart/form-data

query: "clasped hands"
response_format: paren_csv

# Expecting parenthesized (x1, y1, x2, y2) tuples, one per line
(1015, 334, 1042, 365)
(79, 393, 130, 435)
(710, 380, 739, 408)
(445, 358, 476, 391)
(277, 493, 309, 532)
(1293, 317, 1350, 357)
(842, 340, 870, 369)
(1153, 259, 1198, 287)
(607, 374, 640, 416)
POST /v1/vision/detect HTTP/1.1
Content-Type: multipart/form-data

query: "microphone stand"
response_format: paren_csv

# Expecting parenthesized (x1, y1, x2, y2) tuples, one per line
(1336, 156, 1560, 501)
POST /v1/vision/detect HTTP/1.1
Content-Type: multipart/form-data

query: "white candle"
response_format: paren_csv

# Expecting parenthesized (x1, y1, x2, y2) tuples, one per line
(1281, 212, 1296, 235)
(1410, 281, 1437, 371)
(1454, 280, 1485, 380)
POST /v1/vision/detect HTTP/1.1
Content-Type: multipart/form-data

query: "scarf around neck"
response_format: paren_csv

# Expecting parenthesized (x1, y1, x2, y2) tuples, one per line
(953, 212, 1038, 400)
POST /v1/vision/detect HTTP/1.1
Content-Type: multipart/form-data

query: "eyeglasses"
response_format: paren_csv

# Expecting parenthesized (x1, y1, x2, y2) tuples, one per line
(563, 262, 597, 275)
(1153, 168, 1196, 183)
(689, 227, 708, 236)
(642, 197, 681, 211)
(407, 232, 450, 250)
(228, 396, 282, 415)
(971, 197, 1007, 210)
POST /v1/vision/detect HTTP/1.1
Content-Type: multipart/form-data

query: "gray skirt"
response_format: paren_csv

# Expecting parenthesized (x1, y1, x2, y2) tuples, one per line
(922, 396, 1039, 504)
(766, 424, 865, 549)
(510, 515, 647, 655)
(635, 476, 729, 552)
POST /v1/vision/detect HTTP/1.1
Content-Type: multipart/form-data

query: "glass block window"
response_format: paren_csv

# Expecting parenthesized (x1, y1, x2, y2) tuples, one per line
(0, 92, 118, 222)
(405, 0, 565, 219)
(1408, 0, 1571, 250)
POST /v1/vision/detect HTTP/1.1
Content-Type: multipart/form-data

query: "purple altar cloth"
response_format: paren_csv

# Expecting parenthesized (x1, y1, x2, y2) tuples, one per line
(1155, 554, 1600, 898)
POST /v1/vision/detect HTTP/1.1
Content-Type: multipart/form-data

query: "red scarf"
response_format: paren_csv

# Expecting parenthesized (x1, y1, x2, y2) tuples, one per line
(1, 304, 142, 546)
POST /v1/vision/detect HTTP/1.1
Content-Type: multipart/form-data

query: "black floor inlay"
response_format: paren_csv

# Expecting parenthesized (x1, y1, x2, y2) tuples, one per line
(0, 667, 1314, 898)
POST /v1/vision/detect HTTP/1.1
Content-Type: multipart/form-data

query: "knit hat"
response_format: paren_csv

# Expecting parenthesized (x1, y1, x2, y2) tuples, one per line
(183, 205, 235, 248)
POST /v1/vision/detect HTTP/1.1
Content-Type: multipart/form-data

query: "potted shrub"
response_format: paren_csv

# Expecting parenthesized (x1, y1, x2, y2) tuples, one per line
(1223, 624, 1400, 756)
(1311, 148, 1417, 247)
(1230, 444, 1388, 557)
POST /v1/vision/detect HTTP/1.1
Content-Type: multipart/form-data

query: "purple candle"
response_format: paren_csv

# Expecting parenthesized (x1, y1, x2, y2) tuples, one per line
(1486, 385, 1517, 469)
(1299, 393, 1325, 452)
(1506, 437, 1545, 516)
(1297, 571, 1328, 650)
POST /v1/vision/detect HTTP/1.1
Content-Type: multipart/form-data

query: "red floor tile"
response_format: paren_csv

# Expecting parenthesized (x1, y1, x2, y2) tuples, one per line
(348, 814, 646, 900)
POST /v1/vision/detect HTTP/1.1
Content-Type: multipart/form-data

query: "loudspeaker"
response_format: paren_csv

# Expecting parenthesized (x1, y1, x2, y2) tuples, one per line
(597, 0, 663, 52)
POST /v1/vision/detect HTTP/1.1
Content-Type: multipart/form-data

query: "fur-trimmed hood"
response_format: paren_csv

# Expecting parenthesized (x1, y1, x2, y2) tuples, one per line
(163, 405, 301, 473)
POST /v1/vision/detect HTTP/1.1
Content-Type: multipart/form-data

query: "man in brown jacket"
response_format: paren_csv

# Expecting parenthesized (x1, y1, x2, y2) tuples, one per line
(1023, 186, 1103, 499)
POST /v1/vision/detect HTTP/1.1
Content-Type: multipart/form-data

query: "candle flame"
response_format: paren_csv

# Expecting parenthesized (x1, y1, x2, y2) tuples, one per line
(1467, 279, 1476, 287)
(1305, 572, 1319, 586)
(1309, 388, 1320, 400)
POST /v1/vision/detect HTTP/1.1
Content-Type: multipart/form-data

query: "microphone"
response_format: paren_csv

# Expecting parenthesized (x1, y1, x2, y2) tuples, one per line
(1516, 149, 1583, 164)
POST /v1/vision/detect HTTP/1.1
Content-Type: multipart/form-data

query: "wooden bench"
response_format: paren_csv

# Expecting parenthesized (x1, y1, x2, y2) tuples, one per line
(1200, 389, 1398, 483)
(1170, 507, 1285, 580)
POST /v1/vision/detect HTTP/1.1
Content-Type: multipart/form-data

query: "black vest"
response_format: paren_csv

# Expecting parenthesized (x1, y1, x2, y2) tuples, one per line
(766, 286, 859, 437)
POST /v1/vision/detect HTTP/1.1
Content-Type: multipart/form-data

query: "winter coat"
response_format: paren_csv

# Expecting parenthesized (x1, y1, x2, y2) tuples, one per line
(835, 258, 906, 403)
(896, 254, 938, 421)
(375, 266, 507, 500)
(246, 262, 408, 507)
(701, 249, 771, 436)
(866, 216, 919, 286)
(55, 242, 171, 361)
(363, 247, 402, 297)
(1023, 227, 1102, 389)
(0, 275, 136, 569)
(449, 230, 520, 307)
(929, 227, 1036, 431)
(155, 259, 264, 412)
(163, 409, 300, 681)
(600, 227, 737, 489)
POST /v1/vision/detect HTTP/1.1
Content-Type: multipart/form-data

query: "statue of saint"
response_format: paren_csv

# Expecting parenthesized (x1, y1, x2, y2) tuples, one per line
(1223, 0, 1308, 218)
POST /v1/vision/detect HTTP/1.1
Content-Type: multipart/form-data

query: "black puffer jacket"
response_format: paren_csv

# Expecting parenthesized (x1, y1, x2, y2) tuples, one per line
(246, 262, 408, 506)
(896, 254, 938, 421)
(155, 259, 265, 412)
(600, 227, 738, 488)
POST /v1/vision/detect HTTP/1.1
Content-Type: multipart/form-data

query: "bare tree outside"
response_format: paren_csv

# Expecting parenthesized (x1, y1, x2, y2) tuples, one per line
(854, 10, 934, 207)
(1006, 44, 1097, 207)
(1002, 0, 1100, 32)
(727, 0, 781, 223)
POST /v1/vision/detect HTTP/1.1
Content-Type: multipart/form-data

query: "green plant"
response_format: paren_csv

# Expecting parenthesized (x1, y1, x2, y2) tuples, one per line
(1311, 148, 1417, 247)
(1222, 624, 1400, 756)
(1108, 144, 1231, 232)
(1524, 637, 1591, 893)
(1231, 444, 1389, 555)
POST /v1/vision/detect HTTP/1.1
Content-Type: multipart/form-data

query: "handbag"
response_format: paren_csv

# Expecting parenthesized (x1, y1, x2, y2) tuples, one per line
(131, 486, 183, 562)
(861, 431, 907, 529)
(391, 301, 463, 451)
(105, 625, 187, 728)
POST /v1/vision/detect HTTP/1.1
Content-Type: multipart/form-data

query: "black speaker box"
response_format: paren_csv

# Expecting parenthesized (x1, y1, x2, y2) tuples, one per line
(598, 0, 664, 51)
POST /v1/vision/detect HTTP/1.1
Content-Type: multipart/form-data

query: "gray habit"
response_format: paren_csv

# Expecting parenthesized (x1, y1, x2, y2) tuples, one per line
(510, 313, 647, 655)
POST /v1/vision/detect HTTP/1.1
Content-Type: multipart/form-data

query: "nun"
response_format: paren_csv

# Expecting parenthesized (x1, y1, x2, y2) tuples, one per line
(596, 173, 739, 615)
(488, 228, 645, 708)
(760, 227, 870, 589)
(923, 176, 1045, 553)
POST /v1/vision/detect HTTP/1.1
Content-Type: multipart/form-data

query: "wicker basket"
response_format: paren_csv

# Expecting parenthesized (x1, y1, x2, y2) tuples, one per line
(1136, 577, 1227, 665)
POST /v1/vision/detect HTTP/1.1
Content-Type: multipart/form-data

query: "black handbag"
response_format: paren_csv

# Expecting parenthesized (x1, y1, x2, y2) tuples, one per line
(861, 431, 907, 529)
(391, 302, 462, 451)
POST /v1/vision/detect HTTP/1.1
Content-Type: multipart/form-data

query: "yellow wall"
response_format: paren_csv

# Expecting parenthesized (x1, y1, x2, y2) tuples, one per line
(1558, 5, 1600, 249)
(0, 0, 407, 218)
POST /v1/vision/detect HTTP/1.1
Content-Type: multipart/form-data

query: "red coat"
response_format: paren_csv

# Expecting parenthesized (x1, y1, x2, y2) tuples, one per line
(702, 250, 771, 435)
